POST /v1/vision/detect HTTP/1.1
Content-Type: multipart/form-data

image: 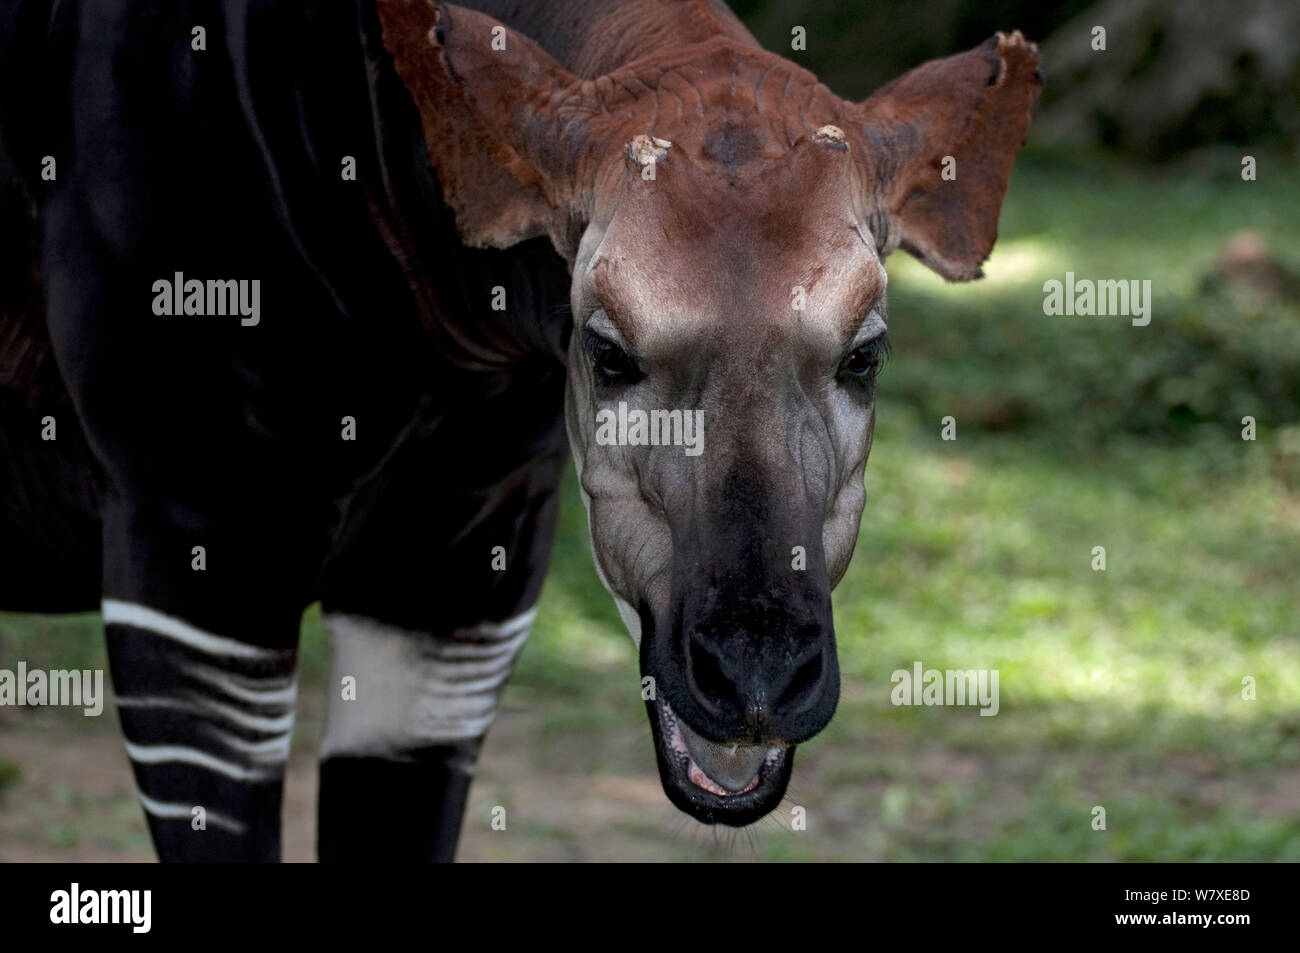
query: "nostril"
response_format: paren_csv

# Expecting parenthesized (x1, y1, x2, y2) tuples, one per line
(780, 649, 824, 711)
(687, 634, 733, 714)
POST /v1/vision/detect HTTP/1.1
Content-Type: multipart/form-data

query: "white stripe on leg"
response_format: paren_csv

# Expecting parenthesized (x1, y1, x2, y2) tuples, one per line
(137, 791, 247, 835)
(123, 740, 278, 782)
(102, 599, 289, 662)
(105, 602, 298, 810)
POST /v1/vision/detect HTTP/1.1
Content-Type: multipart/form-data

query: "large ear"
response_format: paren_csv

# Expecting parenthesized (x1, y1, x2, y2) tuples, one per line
(376, 0, 602, 250)
(852, 31, 1043, 281)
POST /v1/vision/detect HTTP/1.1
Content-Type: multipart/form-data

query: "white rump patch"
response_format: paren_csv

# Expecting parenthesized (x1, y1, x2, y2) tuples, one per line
(320, 609, 537, 758)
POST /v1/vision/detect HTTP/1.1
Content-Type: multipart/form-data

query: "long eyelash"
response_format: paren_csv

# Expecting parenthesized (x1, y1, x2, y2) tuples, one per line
(865, 334, 891, 373)
(583, 328, 643, 385)
(846, 334, 890, 379)
(583, 330, 625, 369)
(582, 328, 613, 359)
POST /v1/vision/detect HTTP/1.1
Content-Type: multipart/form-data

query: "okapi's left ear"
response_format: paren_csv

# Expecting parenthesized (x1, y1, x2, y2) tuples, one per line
(853, 31, 1043, 281)
(377, 0, 601, 250)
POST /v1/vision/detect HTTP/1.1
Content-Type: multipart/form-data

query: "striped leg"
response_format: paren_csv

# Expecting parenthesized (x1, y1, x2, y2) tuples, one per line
(105, 600, 298, 861)
(96, 482, 319, 862)
(316, 609, 535, 862)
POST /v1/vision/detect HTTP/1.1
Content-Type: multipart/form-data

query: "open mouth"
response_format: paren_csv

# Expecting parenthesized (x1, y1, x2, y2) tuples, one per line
(648, 693, 794, 825)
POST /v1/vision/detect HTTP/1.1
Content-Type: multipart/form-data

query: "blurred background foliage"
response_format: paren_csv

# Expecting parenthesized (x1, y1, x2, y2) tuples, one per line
(734, 0, 1300, 160)
(736, 0, 1300, 457)
(1, 0, 1297, 861)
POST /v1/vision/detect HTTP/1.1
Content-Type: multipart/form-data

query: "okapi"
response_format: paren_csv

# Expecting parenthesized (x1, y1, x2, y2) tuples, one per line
(0, 0, 1040, 861)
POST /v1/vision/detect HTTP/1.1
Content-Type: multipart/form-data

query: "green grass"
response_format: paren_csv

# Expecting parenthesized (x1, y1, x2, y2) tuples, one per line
(503, 396, 1300, 860)
(884, 147, 1300, 449)
(496, 148, 1300, 860)
(2, 150, 1298, 860)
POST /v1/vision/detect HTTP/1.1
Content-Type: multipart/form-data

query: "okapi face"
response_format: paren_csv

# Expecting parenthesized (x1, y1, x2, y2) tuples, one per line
(380, 0, 1041, 825)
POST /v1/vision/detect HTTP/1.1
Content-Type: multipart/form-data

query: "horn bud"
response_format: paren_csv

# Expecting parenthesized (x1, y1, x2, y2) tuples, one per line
(812, 125, 848, 150)
(627, 134, 672, 167)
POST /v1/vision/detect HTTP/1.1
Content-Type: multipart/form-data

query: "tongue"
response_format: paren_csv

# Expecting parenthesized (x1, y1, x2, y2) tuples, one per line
(677, 719, 769, 793)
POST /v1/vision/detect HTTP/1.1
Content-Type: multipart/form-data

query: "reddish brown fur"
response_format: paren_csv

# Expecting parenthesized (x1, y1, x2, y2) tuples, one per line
(375, 1, 1044, 819)
(377, 0, 1041, 282)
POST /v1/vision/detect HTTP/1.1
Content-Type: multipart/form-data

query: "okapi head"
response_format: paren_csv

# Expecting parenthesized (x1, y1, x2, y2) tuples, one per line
(379, 0, 1041, 825)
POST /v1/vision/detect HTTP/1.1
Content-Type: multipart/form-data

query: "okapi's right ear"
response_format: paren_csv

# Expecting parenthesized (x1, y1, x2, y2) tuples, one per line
(377, 0, 599, 250)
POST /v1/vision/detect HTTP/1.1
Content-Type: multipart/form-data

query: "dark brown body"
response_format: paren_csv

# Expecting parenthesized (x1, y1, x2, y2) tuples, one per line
(0, 0, 1040, 855)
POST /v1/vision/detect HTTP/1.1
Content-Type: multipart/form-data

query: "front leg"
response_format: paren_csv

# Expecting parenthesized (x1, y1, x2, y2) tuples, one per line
(101, 490, 311, 862)
(38, 193, 323, 860)
(316, 608, 536, 862)
(316, 364, 568, 862)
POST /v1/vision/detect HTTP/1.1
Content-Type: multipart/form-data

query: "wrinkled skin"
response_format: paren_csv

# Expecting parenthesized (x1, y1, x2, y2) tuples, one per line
(379, 0, 1042, 825)
(564, 137, 888, 821)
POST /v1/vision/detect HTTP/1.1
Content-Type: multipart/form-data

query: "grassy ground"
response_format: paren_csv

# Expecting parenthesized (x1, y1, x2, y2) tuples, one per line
(1, 150, 1298, 861)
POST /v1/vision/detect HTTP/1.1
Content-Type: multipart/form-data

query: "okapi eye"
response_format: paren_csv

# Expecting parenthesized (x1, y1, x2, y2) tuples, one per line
(583, 329, 643, 387)
(841, 335, 889, 382)
(845, 348, 874, 376)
